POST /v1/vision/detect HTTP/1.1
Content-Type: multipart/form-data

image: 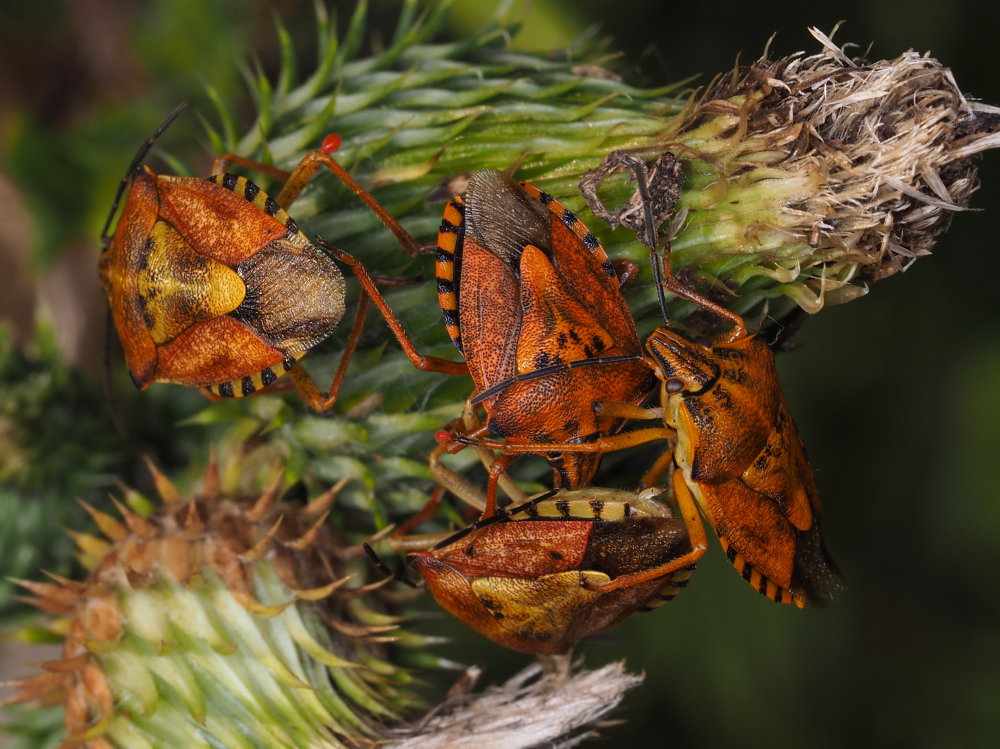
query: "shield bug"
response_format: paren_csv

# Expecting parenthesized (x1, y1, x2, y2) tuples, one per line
(405, 486, 698, 654)
(456, 156, 843, 607)
(98, 104, 463, 412)
(433, 169, 657, 515)
(638, 276, 844, 607)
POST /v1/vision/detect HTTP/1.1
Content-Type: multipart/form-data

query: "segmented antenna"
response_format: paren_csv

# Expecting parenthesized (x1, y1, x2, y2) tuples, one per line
(100, 101, 189, 244)
(362, 543, 418, 588)
(621, 156, 672, 326)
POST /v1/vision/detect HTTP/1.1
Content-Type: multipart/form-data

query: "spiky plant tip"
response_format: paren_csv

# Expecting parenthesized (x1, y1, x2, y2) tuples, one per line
(3, 450, 642, 748)
(4, 454, 420, 748)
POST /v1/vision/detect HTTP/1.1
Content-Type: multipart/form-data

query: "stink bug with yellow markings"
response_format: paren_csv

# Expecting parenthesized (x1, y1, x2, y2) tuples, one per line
(404, 486, 697, 654)
(450, 154, 843, 608)
(433, 169, 656, 516)
(98, 103, 464, 411)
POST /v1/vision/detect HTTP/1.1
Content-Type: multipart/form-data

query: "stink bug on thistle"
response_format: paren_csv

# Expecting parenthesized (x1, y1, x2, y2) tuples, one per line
(400, 486, 697, 655)
(451, 154, 843, 607)
(98, 103, 465, 411)
(430, 169, 657, 516)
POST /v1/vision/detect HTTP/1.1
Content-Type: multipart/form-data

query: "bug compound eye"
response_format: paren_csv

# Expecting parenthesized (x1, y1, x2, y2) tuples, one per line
(665, 378, 685, 393)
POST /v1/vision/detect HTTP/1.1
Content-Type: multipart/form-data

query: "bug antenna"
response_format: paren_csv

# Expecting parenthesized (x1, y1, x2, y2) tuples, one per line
(362, 542, 417, 588)
(651, 250, 670, 325)
(100, 101, 190, 244)
(624, 157, 673, 326)
(431, 511, 509, 550)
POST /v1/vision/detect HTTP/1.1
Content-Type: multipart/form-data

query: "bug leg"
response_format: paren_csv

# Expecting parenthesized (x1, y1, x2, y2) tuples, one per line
(659, 269, 748, 342)
(322, 291, 371, 409)
(394, 486, 449, 538)
(376, 487, 467, 554)
(583, 469, 708, 593)
(457, 398, 529, 504)
(652, 249, 748, 343)
(278, 149, 426, 256)
(613, 259, 641, 289)
(639, 448, 676, 489)
(484, 453, 518, 518)
(454, 427, 675, 455)
(318, 240, 469, 376)
(438, 419, 492, 455)
(385, 485, 482, 552)
(429, 445, 488, 513)
(594, 400, 663, 422)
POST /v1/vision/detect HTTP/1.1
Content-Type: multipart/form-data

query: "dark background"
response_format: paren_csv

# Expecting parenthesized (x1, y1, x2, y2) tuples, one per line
(2, 1, 998, 747)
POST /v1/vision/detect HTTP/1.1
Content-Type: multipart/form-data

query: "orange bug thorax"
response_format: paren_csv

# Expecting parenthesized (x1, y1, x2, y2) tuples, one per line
(652, 331, 781, 484)
(406, 488, 696, 654)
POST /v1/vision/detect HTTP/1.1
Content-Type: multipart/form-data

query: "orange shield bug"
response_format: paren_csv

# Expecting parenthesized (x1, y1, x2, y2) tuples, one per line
(405, 486, 697, 654)
(433, 169, 656, 515)
(98, 104, 464, 411)
(645, 310, 842, 606)
(455, 154, 843, 607)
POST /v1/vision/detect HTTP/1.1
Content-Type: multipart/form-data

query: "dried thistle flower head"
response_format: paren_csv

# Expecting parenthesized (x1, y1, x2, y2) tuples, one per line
(623, 27, 1000, 329)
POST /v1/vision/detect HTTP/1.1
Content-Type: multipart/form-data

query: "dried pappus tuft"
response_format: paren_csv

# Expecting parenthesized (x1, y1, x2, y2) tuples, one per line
(387, 660, 643, 749)
(608, 27, 1000, 329)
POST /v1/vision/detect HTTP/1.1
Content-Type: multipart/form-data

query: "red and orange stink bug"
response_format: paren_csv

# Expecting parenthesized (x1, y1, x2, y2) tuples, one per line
(433, 169, 656, 515)
(98, 104, 463, 411)
(405, 486, 696, 654)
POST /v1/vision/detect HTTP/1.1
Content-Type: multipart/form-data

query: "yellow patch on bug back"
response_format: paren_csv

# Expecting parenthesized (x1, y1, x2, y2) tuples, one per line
(471, 571, 606, 638)
(138, 222, 246, 345)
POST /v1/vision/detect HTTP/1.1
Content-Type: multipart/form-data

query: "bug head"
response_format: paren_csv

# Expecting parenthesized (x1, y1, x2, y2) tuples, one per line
(100, 102, 189, 247)
(646, 327, 719, 396)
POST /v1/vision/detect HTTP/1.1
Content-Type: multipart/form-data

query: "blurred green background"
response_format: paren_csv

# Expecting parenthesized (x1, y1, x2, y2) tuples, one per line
(1, 1, 998, 747)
